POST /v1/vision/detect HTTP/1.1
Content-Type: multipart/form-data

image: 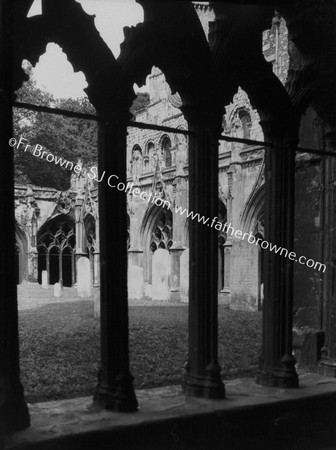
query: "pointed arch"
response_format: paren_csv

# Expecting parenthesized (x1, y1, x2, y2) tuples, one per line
(239, 184, 265, 235)
(140, 203, 173, 285)
(37, 213, 75, 286)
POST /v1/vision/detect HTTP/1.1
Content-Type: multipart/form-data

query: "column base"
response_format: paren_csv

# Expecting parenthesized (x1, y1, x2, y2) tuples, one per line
(94, 374, 138, 412)
(2, 396, 30, 433)
(318, 358, 336, 377)
(183, 366, 225, 399)
(257, 356, 299, 388)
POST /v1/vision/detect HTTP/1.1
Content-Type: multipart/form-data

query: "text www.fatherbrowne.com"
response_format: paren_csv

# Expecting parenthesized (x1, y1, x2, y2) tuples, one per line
(10, 136, 326, 273)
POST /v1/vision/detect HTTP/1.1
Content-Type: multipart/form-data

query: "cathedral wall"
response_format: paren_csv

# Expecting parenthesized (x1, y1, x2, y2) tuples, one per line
(294, 158, 322, 329)
(229, 158, 264, 311)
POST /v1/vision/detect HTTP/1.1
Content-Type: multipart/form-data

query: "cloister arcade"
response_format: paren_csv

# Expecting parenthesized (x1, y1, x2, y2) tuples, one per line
(1, 0, 336, 446)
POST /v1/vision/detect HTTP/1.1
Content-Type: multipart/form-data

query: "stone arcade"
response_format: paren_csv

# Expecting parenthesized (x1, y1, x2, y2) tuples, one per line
(2, 1, 336, 448)
(14, 11, 285, 312)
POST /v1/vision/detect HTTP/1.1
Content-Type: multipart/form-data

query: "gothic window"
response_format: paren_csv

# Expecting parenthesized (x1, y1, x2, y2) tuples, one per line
(145, 142, 154, 172)
(162, 136, 172, 168)
(37, 217, 75, 287)
(150, 209, 173, 253)
(132, 145, 143, 180)
(238, 109, 252, 139)
(86, 219, 96, 254)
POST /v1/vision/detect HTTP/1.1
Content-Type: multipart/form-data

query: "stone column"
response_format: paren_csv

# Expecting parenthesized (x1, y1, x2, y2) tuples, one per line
(319, 130, 336, 376)
(223, 166, 234, 297)
(170, 176, 188, 302)
(257, 119, 298, 388)
(223, 242, 231, 292)
(169, 247, 184, 302)
(182, 108, 225, 399)
(0, 0, 30, 432)
(93, 216, 100, 287)
(94, 108, 138, 411)
(58, 252, 63, 288)
(74, 196, 86, 284)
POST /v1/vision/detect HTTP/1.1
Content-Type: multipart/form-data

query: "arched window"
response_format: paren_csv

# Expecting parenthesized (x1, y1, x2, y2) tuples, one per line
(162, 136, 172, 168)
(150, 209, 173, 252)
(238, 109, 252, 139)
(131, 145, 143, 179)
(132, 144, 142, 157)
(37, 216, 75, 287)
(145, 142, 155, 172)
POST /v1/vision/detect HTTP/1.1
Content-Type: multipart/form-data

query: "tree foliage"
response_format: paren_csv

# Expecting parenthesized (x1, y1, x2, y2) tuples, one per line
(13, 64, 150, 191)
(13, 66, 98, 191)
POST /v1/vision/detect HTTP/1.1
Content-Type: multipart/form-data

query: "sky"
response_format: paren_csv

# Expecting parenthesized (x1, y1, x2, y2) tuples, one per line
(27, 0, 144, 99)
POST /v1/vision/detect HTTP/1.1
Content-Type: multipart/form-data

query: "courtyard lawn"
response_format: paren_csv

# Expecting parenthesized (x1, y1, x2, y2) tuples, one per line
(19, 301, 262, 404)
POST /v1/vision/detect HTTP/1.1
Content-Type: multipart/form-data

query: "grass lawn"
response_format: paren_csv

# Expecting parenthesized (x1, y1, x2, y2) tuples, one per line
(19, 301, 262, 404)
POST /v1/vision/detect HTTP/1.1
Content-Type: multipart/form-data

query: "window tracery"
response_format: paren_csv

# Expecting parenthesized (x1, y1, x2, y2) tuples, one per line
(37, 219, 75, 253)
(149, 209, 173, 252)
(162, 136, 172, 168)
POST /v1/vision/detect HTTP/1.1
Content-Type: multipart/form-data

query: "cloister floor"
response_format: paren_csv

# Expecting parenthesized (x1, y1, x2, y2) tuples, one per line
(17, 284, 262, 404)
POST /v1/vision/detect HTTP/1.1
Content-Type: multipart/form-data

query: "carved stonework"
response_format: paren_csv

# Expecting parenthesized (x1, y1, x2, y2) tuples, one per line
(57, 192, 74, 215)
(254, 214, 264, 238)
(218, 183, 228, 204)
(227, 165, 235, 199)
(172, 176, 187, 207)
(132, 148, 143, 183)
(175, 135, 188, 176)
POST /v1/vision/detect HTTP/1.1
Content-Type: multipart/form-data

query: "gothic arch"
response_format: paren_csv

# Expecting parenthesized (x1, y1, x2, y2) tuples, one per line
(140, 204, 173, 284)
(13, 1, 133, 110)
(161, 135, 172, 168)
(239, 184, 265, 235)
(144, 141, 155, 172)
(37, 214, 75, 287)
(118, 2, 214, 110)
(132, 144, 142, 155)
(239, 186, 265, 310)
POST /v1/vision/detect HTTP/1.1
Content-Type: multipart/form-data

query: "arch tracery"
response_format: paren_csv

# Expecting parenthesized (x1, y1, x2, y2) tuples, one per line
(37, 214, 75, 286)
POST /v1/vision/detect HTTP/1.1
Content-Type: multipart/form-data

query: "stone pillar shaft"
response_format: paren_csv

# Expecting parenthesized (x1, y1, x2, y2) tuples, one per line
(93, 216, 100, 287)
(319, 130, 336, 376)
(222, 243, 231, 290)
(258, 125, 298, 388)
(169, 247, 183, 302)
(93, 252, 100, 287)
(0, 0, 30, 433)
(94, 112, 138, 411)
(183, 111, 225, 398)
